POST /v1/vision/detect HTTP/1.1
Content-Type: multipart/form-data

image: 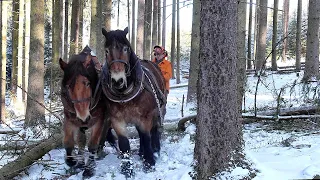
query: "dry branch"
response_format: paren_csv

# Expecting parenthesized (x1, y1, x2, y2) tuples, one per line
(0, 133, 62, 180)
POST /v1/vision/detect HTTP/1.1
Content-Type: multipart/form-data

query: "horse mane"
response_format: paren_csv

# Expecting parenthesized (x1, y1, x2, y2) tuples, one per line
(62, 53, 98, 90)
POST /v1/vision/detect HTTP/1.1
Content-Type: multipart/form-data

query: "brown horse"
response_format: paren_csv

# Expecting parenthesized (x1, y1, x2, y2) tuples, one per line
(100, 27, 167, 176)
(59, 46, 112, 178)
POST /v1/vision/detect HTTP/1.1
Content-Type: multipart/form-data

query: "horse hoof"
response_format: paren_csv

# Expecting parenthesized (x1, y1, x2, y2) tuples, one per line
(83, 168, 95, 178)
(143, 162, 155, 173)
(120, 159, 134, 178)
(97, 150, 107, 160)
(65, 157, 77, 167)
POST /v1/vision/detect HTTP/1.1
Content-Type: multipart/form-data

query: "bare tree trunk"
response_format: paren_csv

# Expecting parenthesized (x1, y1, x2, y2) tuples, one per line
(303, 0, 320, 81)
(11, 0, 19, 104)
(176, 0, 180, 84)
(281, 0, 289, 62)
(237, 0, 247, 114)
(144, 0, 152, 60)
(157, 0, 161, 45)
(52, 0, 62, 64)
(63, 0, 69, 60)
(170, 0, 176, 78)
(195, 1, 242, 178)
(127, 0, 131, 41)
(247, 0, 253, 70)
(79, 0, 83, 50)
(254, 0, 260, 70)
(162, 0, 166, 48)
(152, 0, 158, 47)
(255, 0, 267, 73)
(271, 0, 278, 71)
(23, 0, 30, 102)
(0, 134, 63, 180)
(296, 0, 302, 71)
(117, 0, 120, 27)
(69, 0, 80, 55)
(131, 0, 136, 51)
(0, 1, 8, 123)
(102, 0, 112, 31)
(90, 0, 103, 62)
(25, 0, 45, 127)
(136, 0, 144, 58)
(186, 0, 200, 103)
(17, 0, 25, 111)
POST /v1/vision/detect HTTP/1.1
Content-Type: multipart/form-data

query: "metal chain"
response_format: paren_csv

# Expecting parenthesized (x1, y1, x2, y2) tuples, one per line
(145, 73, 163, 126)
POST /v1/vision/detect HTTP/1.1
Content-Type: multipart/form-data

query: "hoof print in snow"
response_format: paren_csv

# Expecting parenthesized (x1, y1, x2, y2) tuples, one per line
(120, 159, 134, 178)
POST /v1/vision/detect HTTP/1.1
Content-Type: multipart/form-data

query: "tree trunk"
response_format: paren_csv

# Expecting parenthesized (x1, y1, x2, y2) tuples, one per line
(170, 0, 176, 78)
(162, 0, 166, 48)
(127, 0, 131, 41)
(176, 0, 180, 84)
(143, 0, 152, 60)
(303, 0, 320, 81)
(195, 1, 242, 178)
(296, 0, 302, 71)
(254, 0, 260, 70)
(17, 0, 25, 112)
(25, 0, 45, 127)
(271, 0, 278, 71)
(0, 1, 8, 123)
(136, 0, 144, 58)
(23, 0, 31, 102)
(281, 0, 289, 62)
(255, 0, 268, 73)
(11, 0, 19, 104)
(69, 0, 80, 55)
(102, 0, 112, 31)
(247, 0, 253, 70)
(237, 0, 247, 115)
(157, 0, 161, 45)
(79, 0, 83, 50)
(152, 0, 158, 48)
(117, 0, 120, 27)
(131, 0, 136, 51)
(63, 0, 69, 60)
(186, 0, 200, 103)
(90, 0, 103, 62)
(0, 133, 63, 180)
(52, 0, 62, 64)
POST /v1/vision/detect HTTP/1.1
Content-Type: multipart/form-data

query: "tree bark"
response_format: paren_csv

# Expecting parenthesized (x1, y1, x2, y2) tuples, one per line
(52, 0, 62, 64)
(295, 0, 302, 71)
(162, 0, 166, 48)
(136, 0, 145, 58)
(187, 0, 200, 103)
(0, 134, 63, 180)
(143, 0, 152, 60)
(237, 0, 247, 115)
(195, 0, 242, 178)
(170, 0, 176, 78)
(247, 0, 253, 70)
(11, 0, 19, 104)
(131, 0, 136, 51)
(152, 0, 158, 48)
(69, 0, 80, 55)
(157, 0, 161, 45)
(79, 0, 83, 50)
(281, 0, 289, 62)
(254, 0, 260, 70)
(63, 0, 69, 60)
(176, 0, 180, 84)
(255, 0, 268, 73)
(90, 0, 103, 62)
(0, 0, 7, 123)
(271, 0, 278, 71)
(102, 0, 112, 31)
(25, 0, 45, 127)
(303, 0, 320, 81)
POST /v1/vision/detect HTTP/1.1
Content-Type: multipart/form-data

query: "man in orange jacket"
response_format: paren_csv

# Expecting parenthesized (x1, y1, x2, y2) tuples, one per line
(152, 45, 172, 96)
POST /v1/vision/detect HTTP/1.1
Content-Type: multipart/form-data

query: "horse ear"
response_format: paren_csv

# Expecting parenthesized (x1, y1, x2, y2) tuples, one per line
(123, 27, 128, 35)
(102, 28, 108, 37)
(59, 58, 67, 70)
(83, 55, 91, 68)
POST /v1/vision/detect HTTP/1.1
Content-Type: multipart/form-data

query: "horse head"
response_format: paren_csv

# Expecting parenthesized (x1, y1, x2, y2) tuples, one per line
(102, 27, 132, 90)
(59, 48, 98, 122)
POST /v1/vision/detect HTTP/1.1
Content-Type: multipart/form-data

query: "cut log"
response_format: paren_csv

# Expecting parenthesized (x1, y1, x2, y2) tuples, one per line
(0, 133, 62, 180)
(177, 114, 196, 131)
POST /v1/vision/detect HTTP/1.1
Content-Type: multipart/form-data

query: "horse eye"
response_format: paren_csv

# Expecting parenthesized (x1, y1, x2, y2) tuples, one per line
(123, 47, 129, 52)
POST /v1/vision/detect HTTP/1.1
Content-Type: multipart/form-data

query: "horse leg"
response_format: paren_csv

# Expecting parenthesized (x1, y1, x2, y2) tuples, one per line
(83, 119, 104, 178)
(75, 127, 86, 169)
(136, 126, 144, 157)
(151, 125, 161, 156)
(63, 121, 77, 167)
(97, 119, 116, 158)
(112, 120, 134, 177)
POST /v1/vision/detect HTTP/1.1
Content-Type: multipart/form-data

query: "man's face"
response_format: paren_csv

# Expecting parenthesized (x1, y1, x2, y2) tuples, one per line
(154, 48, 165, 61)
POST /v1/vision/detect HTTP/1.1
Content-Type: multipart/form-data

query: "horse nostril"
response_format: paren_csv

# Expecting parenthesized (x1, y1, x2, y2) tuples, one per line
(118, 78, 123, 85)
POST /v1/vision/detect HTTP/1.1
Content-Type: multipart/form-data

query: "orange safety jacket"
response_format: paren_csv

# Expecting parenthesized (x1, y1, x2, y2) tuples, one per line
(152, 58, 172, 92)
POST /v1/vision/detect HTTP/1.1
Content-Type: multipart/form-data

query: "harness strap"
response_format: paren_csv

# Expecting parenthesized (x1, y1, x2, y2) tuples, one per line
(142, 66, 166, 105)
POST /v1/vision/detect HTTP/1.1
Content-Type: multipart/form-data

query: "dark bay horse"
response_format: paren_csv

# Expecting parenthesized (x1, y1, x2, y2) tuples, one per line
(60, 46, 112, 177)
(100, 27, 167, 176)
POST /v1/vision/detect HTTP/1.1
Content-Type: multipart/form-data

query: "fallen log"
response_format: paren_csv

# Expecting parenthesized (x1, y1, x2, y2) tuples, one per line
(0, 133, 62, 180)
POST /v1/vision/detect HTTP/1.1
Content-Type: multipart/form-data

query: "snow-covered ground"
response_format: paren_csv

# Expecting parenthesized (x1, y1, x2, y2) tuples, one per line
(2, 64, 320, 179)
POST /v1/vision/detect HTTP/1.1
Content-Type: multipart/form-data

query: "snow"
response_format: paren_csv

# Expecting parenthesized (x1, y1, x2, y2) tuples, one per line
(2, 59, 320, 179)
